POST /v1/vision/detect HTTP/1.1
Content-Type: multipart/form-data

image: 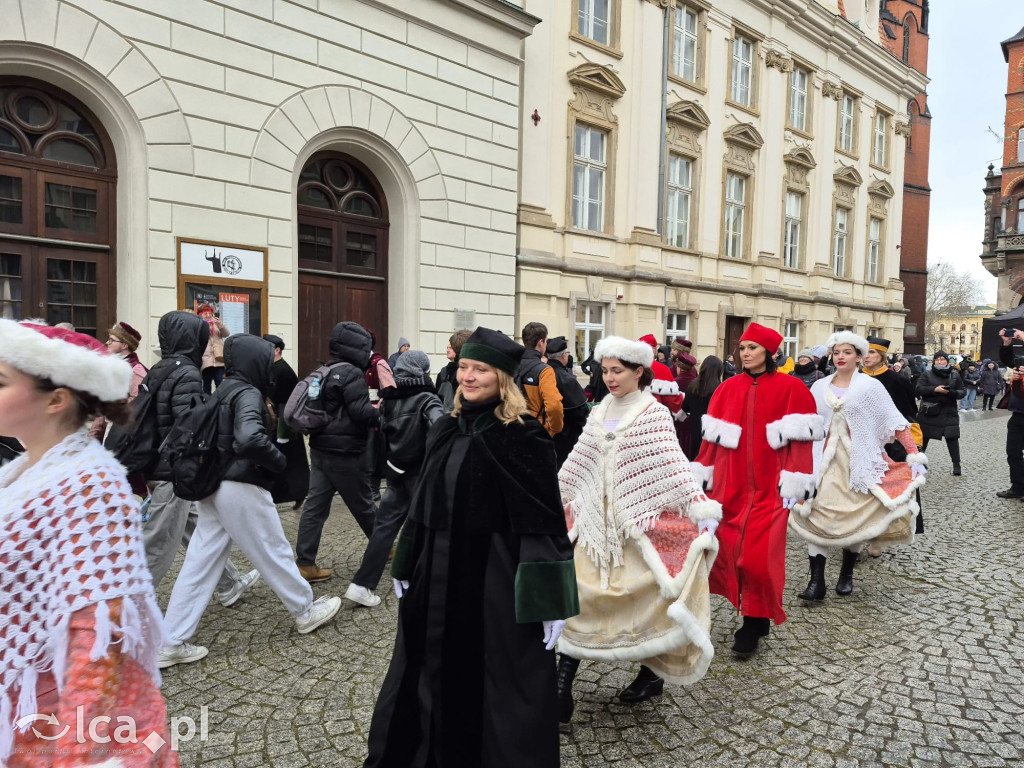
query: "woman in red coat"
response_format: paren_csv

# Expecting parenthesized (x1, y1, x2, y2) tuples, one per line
(692, 323, 822, 657)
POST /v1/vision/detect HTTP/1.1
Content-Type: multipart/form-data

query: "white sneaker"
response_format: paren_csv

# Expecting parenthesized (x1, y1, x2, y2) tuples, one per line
(159, 642, 208, 669)
(296, 596, 342, 634)
(344, 582, 382, 608)
(216, 569, 261, 607)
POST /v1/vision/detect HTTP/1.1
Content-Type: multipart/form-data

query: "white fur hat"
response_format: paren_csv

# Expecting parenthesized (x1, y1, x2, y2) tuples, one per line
(593, 336, 654, 368)
(825, 330, 869, 358)
(0, 319, 132, 402)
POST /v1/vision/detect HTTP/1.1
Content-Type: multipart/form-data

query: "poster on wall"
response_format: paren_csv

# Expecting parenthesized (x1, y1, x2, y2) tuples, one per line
(183, 283, 262, 336)
(177, 238, 268, 338)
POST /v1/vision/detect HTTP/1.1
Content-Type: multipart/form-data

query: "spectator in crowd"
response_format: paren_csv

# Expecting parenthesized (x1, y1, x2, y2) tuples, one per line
(198, 304, 230, 394)
(518, 321, 564, 437)
(979, 361, 1003, 411)
(545, 336, 588, 467)
(435, 329, 472, 413)
(387, 336, 410, 370)
(264, 334, 310, 509)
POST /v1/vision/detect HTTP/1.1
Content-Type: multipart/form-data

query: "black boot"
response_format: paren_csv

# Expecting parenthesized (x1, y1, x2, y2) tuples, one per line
(731, 616, 770, 658)
(797, 554, 827, 601)
(618, 665, 664, 704)
(835, 548, 857, 596)
(952, 463, 962, 476)
(556, 655, 580, 724)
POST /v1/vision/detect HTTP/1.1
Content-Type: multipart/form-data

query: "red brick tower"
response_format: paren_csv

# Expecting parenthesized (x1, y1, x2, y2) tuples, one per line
(880, 1, 930, 353)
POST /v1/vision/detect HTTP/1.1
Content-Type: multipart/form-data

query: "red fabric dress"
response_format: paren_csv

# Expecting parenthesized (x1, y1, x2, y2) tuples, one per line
(692, 371, 821, 624)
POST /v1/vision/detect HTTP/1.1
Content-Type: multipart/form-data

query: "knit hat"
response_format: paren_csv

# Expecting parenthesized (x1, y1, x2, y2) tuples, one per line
(797, 348, 815, 361)
(739, 323, 784, 356)
(108, 321, 142, 352)
(0, 320, 132, 402)
(826, 331, 869, 358)
(394, 350, 431, 378)
(460, 327, 525, 376)
(812, 345, 827, 360)
(866, 335, 891, 353)
(396, 336, 410, 349)
(933, 350, 949, 362)
(263, 334, 285, 351)
(594, 336, 654, 368)
(546, 336, 568, 355)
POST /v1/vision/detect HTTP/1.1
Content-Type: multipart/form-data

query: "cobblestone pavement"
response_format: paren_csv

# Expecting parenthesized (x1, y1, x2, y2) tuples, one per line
(161, 411, 1024, 767)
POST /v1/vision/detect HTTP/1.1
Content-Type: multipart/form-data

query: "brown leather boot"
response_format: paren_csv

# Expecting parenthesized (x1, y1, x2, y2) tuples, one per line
(298, 564, 332, 582)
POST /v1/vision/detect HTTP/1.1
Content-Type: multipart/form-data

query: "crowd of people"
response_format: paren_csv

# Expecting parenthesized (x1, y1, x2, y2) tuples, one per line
(3, 309, 1021, 767)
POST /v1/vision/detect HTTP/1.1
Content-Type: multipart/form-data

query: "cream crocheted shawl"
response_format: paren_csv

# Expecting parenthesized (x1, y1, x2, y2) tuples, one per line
(0, 429, 163, 759)
(558, 392, 716, 588)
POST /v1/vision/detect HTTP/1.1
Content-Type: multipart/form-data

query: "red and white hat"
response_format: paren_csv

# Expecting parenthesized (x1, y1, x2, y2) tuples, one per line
(739, 322, 784, 356)
(0, 320, 132, 402)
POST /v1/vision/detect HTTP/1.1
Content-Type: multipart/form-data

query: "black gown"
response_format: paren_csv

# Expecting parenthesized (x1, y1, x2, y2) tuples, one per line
(364, 402, 578, 768)
(269, 358, 310, 504)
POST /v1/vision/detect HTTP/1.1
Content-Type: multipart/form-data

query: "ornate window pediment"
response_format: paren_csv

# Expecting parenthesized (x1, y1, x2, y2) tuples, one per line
(784, 148, 816, 192)
(723, 123, 764, 150)
(833, 164, 863, 187)
(667, 100, 710, 131)
(783, 147, 816, 170)
(868, 179, 895, 198)
(567, 63, 626, 100)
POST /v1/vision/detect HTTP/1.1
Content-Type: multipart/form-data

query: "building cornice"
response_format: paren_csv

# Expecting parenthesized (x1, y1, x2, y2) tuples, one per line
(448, 0, 541, 36)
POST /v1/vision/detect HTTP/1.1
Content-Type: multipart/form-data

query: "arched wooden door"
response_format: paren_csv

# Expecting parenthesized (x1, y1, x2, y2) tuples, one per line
(297, 153, 388, 377)
(0, 79, 117, 338)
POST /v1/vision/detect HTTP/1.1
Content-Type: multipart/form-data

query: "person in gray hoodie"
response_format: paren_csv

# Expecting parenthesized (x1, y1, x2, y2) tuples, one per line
(387, 336, 411, 369)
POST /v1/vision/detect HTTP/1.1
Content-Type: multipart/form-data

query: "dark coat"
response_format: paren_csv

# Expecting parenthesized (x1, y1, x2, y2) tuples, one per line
(963, 368, 982, 389)
(979, 366, 1003, 396)
(790, 361, 824, 389)
(379, 378, 444, 473)
(309, 322, 379, 455)
(434, 360, 459, 413)
(269, 357, 309, 504)
(148, 311, 210, 481)
(215, 335, 286, 489)
(916, 366, 965, 440)
(681, 383, 718, 461)
(549, 358, 588, 467)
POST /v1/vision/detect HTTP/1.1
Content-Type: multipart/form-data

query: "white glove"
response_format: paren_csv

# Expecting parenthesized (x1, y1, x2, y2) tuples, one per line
(782, 497, 799, 510)
(911, 463, 927, 479)
(542, 620, 565, 650)
(393, 579, 410, 598)
(697, 519, 718, 537)
(276, 438, 290, 444)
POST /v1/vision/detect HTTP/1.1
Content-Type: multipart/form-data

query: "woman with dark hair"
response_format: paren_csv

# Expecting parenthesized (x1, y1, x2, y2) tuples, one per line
(682, 355, 724, 461)
(556, 336, 720, 722)
(693, 323, 821, 658)
(915, 351, 965, 475)
(0, 320, 176, 767)
(979, 361, 1002, 411)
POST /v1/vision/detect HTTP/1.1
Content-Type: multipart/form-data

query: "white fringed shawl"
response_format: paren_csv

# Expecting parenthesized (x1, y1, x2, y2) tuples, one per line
(809, 372, 911, 493)
(0, 429, 164, 760)
(558, 392, 720, 589)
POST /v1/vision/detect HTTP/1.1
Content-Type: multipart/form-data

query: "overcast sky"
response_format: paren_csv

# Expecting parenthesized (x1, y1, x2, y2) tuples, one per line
(925, 2, 1015, 302)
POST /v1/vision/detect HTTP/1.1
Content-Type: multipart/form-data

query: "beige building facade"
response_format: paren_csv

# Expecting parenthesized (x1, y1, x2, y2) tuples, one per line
(928, 305, 996, 359)
(516, 0, 928, 362)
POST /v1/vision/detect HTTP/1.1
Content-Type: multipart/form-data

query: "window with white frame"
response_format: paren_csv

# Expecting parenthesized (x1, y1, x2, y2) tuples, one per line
(868, 326, 883, 340)
(833, 207, 849, 276)
(572, 124, 607, 231)
(867, 217, 882, 283)
(730, 35, 753, 107)
(783, 191, 802, 269)
(724, 172, 746, 258)
(666, 154, 692, 248)
(789, 68, 808, 132)
(872, 112, 889, 167)
(577, 0, 610, 46)
(665, 311, 689, 348)
(838, 94, 856, 153)
(782, 321, 799, 360)
(574, 301, 606, 362)
(1018, 128, 1024, 163)
(673, 6, 698, 82)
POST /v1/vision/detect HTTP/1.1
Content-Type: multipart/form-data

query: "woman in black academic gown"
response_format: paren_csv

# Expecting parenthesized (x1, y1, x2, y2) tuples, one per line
(264, 334, 310, 507)
(364, 327, 579, 768)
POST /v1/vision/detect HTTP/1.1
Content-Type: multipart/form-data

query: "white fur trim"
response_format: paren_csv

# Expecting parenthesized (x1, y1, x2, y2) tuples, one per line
(593, 335, 654, 368)
(778, 470, 817, 500)
(826, 330, 869, 358)
(701, 414, 741, 449)
(766, 412, 825, 449)
(650, 378, 680, 396)
(690, 462, 713, 490)
(0, 320, 132, 402)
(687, 499, 722, 523)
(905, 452, 928, 466)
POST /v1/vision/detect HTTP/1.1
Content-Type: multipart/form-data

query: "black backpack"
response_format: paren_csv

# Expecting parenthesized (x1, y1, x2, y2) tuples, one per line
(105, 363, 180, 476)
(158, 393, 226, 501)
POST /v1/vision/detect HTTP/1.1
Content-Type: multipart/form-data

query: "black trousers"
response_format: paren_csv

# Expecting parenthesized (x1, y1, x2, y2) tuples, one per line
(352, 470, 417, 590)
(1006, 412, 1024, 492)
(296, 449, 376, 566)
(983, 394, 996, 410)
(923, 437, 961, 466)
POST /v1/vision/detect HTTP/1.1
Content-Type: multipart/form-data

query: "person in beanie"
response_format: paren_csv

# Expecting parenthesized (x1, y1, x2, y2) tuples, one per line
(545, 335, 589, 467)
(915, 350, 965, 476)
(160, 335, 342, 668)
(387, 336, 410, 370)
(556, 336, 720, 723)
(364, 327, 578, 768)
(789, 332, 927, 601)
(791, 348, 824, 389)
(961, 363, 981, 411)
(435, 329, 472, 413)
(264, 334, 310, 508)
(0, 321, 176, 767)
(345, 351, 444, 608)
(198, 303, 230, 394)
(693, 322, 821, 657)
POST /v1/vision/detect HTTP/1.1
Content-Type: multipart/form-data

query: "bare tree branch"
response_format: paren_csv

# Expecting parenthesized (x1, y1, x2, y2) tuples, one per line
(924, 262, 985, 348)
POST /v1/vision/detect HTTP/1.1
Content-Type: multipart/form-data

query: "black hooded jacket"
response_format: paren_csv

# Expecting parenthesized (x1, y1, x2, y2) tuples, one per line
(214, 334, 285, 489)
(309, 321, 380, 455)
(379, 378, 445, 473)
(147, 311, 210, 481)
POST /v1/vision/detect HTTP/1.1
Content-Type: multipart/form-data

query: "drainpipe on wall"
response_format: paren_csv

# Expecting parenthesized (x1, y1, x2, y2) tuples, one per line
(656, 4, 669, 238)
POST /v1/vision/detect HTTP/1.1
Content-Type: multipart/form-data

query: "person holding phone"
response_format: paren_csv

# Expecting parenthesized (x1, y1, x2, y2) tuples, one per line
(914, 350, 965, 476)
(997, 328, 1024, 497)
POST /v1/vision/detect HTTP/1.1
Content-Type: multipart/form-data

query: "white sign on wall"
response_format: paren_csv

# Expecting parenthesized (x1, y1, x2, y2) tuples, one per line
(179, 240, 265, 282)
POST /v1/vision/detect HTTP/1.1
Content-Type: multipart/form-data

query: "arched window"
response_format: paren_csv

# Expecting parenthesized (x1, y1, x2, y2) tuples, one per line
(0, 80, 116, 335)
(920, 0, 929, 33)
(960, 324, 967, 332)
(939, 324, 944, 332)
(902, 17, 912, 64)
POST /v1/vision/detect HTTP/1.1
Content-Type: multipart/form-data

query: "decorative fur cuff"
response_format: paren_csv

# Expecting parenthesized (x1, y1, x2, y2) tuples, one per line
(650, 378, 680, 396)
(690, 462, 713, 490)
(687, 499, 722, 523)
(701, 415, 741, 449)
(906, 453, 928, 466)
(778, 470, 817, 500)
(766, 412, 825, 449)
(673, 407, 688, 422)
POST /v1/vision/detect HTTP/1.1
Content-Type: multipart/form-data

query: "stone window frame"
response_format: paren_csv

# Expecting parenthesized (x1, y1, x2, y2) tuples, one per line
(785, 55, 816, 139)
(720, 123, 764, 261)
(865, 179, 894, 285)
(831, 164, 862, 279)
(782, 320, 800, 360)
(835, 84, 862, 160)
(664, 100, 709, 251)
(781, 148, 815, 271)
(726, 24, 763, 117)
(571, 0, 623, 59)
(668, 1, 710, 92)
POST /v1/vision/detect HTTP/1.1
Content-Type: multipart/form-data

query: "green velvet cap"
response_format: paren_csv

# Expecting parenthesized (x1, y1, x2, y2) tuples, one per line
(459, 326, 525, 377)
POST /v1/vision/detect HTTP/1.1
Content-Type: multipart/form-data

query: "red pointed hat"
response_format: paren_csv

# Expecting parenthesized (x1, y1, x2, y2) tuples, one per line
(739, 322, 783, 356)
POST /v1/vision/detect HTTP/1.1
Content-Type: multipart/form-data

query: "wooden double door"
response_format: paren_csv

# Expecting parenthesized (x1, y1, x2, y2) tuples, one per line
(297, 273, 386, 378)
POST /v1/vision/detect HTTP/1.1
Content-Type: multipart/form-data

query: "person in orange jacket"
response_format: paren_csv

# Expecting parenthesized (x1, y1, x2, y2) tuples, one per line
(518, 322, 564, 438)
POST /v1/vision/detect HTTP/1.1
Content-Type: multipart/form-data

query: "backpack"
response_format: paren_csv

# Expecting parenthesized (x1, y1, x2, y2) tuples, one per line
(283, 362, 349, 435)
(104, 363, 181, 476)
(159, 393, 226, 502)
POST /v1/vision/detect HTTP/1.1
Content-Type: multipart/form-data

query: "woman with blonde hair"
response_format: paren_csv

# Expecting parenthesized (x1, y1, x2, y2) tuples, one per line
(364, 327, 579, 768)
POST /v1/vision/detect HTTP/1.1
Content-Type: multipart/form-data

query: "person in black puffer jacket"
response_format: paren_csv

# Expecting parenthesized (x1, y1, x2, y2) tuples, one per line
(790, 348, 824, 389)
(345, 351, 445, 607)
(979, 361, 1003, 410)
(916, 350, 965, 475)
(298, 321, 380, 582)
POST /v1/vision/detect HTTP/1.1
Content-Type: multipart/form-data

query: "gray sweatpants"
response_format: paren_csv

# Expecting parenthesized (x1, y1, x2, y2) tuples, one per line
(163, 481, 314, 645)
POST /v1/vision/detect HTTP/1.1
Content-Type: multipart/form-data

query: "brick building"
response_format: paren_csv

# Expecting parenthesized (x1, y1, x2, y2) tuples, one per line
(980, 22, 1024, 310)
(879, 0, 930, 354)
